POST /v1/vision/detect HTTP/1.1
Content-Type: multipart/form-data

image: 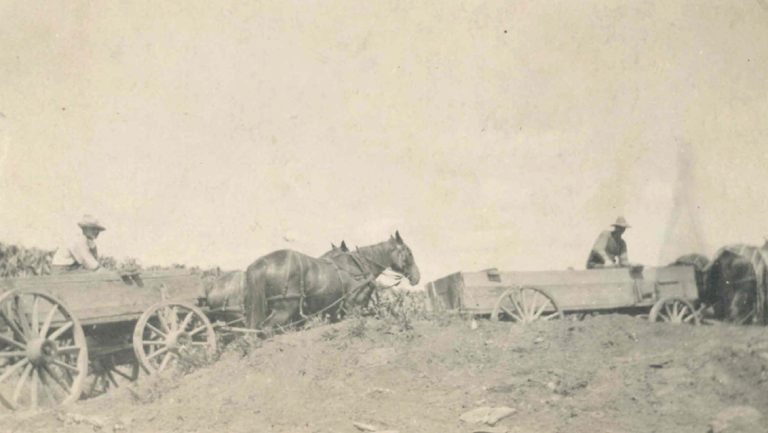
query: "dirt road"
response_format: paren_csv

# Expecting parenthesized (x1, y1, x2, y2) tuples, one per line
(1, 315, 766, 433)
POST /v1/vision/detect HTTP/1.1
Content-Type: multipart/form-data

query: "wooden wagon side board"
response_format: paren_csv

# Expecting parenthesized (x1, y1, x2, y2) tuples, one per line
(426, 265, 699, 315)
(0, 269, 206, 325)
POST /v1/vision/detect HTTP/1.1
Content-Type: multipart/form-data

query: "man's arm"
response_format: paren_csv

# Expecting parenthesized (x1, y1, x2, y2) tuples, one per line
(71, 240, 100, 270)
(617, 241, 630, 266)
(591, 231, 614, 265)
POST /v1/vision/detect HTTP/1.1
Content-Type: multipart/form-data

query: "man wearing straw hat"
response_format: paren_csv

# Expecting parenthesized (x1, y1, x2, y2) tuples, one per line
(51, 215, 106, 273)
(586, 217, 632, 269)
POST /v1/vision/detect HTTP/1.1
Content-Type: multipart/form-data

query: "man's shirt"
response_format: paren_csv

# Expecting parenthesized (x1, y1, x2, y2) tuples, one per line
(587, 230, 628, 267)
(52, 233, 100, 270)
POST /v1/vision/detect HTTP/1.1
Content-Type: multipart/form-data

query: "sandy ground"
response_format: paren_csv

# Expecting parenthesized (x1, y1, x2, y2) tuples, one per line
(1, 314, 767, 433)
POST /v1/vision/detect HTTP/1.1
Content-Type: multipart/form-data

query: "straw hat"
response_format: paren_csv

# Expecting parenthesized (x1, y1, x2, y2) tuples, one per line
(77, 215, 106, 231)
(611, 216, 630, 228)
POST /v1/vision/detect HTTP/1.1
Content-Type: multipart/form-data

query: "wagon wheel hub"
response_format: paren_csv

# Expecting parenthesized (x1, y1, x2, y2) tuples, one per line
(25, 338, 58, 365)
(165, 331, 191, 352)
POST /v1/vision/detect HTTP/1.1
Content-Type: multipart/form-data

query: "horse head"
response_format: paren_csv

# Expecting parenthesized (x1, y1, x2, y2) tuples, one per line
(383, 231, 421, 285)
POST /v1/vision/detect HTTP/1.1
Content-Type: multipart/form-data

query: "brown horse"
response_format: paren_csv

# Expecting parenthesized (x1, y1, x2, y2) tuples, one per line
(703, 244, 768, 325)
(243, 231, 420, 330)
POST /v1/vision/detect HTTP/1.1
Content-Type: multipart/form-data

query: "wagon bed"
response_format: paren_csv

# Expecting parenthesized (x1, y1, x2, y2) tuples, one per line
(0, 269, 228, 411)
(1, 269, 205, 326)
(426, 265, 700, 323)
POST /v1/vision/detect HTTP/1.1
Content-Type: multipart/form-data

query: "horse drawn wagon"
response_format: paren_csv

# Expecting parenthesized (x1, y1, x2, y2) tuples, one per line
(0, 231, 422, 413)
(0, 269, 242, 412)
(425, 265, 701, 325)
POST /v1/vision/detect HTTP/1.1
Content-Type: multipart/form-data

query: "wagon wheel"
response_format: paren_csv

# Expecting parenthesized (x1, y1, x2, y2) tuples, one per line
(491, 287, 564, 324)
(0, 289, 88, 411)
(133, 301, 217, 375)
(84, 354, 140, 398)
(648, 297, 700, 325)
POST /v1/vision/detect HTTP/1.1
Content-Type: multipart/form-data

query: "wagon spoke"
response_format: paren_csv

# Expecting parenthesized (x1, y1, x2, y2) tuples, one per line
(37, 366, 59, 405)
(42, 364, 71, 394)
(0, 358, 29, 384)
(147, 347, 169, 361)
(517, 289, 529, 317)
(52, 360, 80, 375)
(663, 303, 673, 318)
(12, 362, 33, 405)
(167, 306, 179, 331)
(526, 291, 541, 319)
(189, 324, 208, 337)
(146, 322, 166, 338)
(31, 296, 40, 336)
(507, 293, 524, 316)
(56, 345, 82, 354)
(0, 350, 26, 358)
(0, 333, 26, 350)
(542, 312, 560, 321)
(533, 297, 550, 319)
(674, 303, 684, 321)
(158, 352, 174, 372)
(48, 321, 73, 341)
(500, 305, 523, 322)
(179, 311, 194, 331)
(0, 307, 27, 343)
(155, 310, 172, 334)
(13, 296, 34, 339)
(39, 305, 59, 338)
(29, 367, 38, 410)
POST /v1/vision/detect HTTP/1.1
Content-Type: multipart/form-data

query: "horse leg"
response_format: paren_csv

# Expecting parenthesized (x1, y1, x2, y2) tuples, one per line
(731, 286, 756, 325)
(261, 299, 300, 332)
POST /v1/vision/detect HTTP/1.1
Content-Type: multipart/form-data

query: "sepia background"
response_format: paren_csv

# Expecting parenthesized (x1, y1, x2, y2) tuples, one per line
(1, 0, 767, 286)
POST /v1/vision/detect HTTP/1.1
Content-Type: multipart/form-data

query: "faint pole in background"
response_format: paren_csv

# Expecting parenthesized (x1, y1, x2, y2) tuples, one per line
(0, 112, 7, 171)
(659, 139, 707, 263)
(0, 113, 7, 206)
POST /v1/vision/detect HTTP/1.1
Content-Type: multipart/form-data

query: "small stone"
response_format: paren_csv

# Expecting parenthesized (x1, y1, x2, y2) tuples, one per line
(353, 422, 379, 432)
(472, 427, 507, 433)
(460, 406, 516, 426)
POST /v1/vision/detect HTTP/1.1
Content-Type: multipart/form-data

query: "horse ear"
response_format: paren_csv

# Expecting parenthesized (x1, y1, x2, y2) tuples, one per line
(395, 230, 404, 244)
(340, 241, 349, 252)
(331, 243, 337, 249)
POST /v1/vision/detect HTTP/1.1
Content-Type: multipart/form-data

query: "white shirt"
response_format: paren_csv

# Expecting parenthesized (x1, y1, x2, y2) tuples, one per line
(51, 233, 100, 270)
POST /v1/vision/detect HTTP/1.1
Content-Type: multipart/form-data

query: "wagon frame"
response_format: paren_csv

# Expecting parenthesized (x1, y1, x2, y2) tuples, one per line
(426, 265, 702, 325)
(0, 268, 244, 412)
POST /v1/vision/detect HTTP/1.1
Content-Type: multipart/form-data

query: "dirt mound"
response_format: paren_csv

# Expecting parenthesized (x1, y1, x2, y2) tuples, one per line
(1, 315, 766, 433)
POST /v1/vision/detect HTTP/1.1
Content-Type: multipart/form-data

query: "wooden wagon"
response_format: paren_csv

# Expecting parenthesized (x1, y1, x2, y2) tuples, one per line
(425, 265, 701, 325)
(0, 269, 243, 412)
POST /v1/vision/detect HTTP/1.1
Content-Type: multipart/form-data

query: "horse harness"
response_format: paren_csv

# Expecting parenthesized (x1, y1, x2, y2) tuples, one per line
(263, 250, 379, 319)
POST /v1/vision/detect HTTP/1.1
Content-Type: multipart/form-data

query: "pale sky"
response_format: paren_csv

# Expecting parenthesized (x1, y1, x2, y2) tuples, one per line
(1, 1, 767, 287)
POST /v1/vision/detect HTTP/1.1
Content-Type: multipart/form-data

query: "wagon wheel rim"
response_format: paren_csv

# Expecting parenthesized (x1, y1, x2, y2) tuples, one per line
(133, 302, 217, 375)
(85, 354, 140, 398)
(649, 297, 700, 325)
(492, 287, 563, 324)
(0, 290, 88, 411)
